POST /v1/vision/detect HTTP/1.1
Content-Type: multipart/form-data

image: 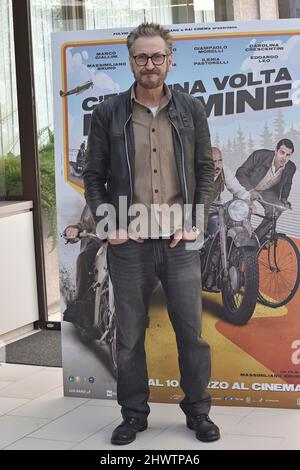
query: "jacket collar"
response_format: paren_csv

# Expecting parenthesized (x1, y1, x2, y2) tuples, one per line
(130, 82, 171, 107)
(262, 151, 275, 167)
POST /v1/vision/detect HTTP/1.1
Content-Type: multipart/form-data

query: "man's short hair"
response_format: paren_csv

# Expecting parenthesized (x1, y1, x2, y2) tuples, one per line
(211, 146, 222, 155)
(276, 138, 294, 153)
(127, 22, 173, 57)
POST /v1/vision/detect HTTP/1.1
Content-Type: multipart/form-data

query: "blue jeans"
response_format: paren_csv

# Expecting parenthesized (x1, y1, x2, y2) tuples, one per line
(107, 238, 211, 418)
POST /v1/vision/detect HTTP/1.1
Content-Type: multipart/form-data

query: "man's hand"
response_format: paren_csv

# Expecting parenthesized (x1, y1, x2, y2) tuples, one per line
(169, 228, 199, 248)
(107, 229, 129, 245)
(128, 233, 145, 243)
(107, 229, 145, 245)
(63, 225, 81, 243)
(281, 198, 292, 209)
(250, 189, 263, 201)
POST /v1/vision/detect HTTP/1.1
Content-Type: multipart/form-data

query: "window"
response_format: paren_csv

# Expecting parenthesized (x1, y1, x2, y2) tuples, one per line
(214, 0, 234, 21)
(279, 0, 300, 18)
(0, 0, 21, 199)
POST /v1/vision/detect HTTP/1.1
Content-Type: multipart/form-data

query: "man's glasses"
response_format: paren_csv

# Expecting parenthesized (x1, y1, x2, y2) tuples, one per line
(133, 53, 168, 66)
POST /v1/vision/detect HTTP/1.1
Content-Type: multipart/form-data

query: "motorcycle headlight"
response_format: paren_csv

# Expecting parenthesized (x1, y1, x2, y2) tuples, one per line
(228, 199, 250, 222)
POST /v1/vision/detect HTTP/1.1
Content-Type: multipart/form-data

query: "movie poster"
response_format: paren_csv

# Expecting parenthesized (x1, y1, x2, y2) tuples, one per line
(52, 19, 300, 408)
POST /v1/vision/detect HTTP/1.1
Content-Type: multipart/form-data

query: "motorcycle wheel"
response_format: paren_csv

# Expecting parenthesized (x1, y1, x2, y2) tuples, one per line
(221, 246, 259, 325)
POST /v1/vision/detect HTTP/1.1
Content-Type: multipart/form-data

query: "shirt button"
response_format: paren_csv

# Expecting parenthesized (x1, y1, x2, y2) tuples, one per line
(147, 109, 151, 114)
(154, 169, 157, 173)
(155, 189, 159, 193)
(153, 148, 156, 152)
(152, 128, 155, 132)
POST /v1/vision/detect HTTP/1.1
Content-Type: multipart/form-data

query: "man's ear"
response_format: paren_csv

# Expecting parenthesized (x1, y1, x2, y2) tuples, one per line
(167, 53, 173, 71)
(129, 57, 134, 72)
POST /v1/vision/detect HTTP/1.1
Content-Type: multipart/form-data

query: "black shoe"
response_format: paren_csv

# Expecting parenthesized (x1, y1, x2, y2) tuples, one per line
(111, 417, 148, 445)
(210, 285, 220, 293)
(187, 414, 220, 442)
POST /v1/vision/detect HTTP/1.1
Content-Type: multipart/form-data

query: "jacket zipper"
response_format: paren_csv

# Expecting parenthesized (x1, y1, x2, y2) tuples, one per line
(123, 113, 133, 206)
(169, 118, 188, 204)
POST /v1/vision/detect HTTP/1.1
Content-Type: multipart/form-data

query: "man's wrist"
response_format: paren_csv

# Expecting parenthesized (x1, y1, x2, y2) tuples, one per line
(191, 226, 201, 236)
(107, 228, 127, 239)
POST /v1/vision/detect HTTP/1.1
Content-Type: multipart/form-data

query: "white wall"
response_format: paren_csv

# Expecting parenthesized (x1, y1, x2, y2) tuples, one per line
(0, 206, 39, 335)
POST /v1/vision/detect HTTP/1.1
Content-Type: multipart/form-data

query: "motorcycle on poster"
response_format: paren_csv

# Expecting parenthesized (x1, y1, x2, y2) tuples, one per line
(52, 19, 300, 407)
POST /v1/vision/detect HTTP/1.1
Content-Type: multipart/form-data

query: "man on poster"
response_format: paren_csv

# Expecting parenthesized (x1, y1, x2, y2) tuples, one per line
(210, 146, 250, 207)
(236, 138, 296, 239)
(83, 22, 219, 445)
(206, 146, 251, 290)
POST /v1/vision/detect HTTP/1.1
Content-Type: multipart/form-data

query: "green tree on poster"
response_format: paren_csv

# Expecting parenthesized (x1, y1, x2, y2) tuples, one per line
(273, 109, 285, 145)
(286, 124, 300, 153)
(226, 137, 233, 158)
(235, 125, 247, 166)
(247, 133, 255, 156)
(260, 122, 273, 149)
(214, 131, 221, 149)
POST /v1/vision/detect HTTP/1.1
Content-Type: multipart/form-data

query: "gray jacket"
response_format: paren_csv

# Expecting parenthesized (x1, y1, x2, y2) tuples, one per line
(236, 149, 296, 200)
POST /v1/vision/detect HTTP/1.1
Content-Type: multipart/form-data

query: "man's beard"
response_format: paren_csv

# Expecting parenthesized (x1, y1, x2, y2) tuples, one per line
(135, 69, 168, 89)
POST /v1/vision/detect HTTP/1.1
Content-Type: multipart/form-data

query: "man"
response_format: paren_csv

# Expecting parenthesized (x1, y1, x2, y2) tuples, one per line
(211, 146, 250, 207)
(83, 23, 219, 445)
(63, 205, 98, 304)
(206, 147, 251, 290)
(76, 141, 86, 172)
(236, 139, 296, 239)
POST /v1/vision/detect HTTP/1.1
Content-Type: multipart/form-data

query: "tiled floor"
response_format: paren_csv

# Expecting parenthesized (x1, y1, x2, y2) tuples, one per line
(0, 363, 300, 450)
